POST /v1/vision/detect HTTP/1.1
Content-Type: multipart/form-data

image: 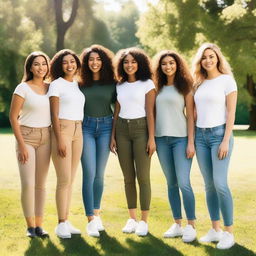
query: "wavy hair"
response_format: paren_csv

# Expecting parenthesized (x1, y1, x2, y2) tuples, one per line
(50, 49, 81, 81)
(153, 50, 193, 96)
(115, 47, 152, 83)
(22, 51, 50, 82)
(80, 44, 115, 87)
(192, 43, 233, 89)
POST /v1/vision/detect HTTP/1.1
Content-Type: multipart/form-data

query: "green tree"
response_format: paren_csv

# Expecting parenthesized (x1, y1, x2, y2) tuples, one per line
(0, 0, 43, 126)
(137, 0, 256, 129)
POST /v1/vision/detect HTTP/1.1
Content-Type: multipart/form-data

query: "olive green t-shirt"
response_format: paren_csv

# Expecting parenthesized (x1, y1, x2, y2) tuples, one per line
(80, 82, 116, 117)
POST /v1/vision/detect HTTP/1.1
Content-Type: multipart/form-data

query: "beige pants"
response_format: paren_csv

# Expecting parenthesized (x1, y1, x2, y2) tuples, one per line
(51, 119, 83, 220)
(16, 126, 51, 218)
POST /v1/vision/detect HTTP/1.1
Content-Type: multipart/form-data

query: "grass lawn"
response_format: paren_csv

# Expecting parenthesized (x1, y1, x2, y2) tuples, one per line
(0, 131, 255, 256)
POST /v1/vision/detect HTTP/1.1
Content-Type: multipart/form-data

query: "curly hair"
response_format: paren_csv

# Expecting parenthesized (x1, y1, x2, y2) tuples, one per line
(50, 49, 81, 81)
(153, 50, 193, 96)
(22, 51, 50, 82)
(115, 47, 152, 83)
(80, 44, 115, 87)
(192, 43, 233, 89)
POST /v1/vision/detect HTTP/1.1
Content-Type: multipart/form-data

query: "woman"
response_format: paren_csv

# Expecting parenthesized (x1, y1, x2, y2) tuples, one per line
(48, 49, 85, 239)
(9, 51, 51, 237)
(110, 47, 156, 236)
(192, 43, 237, 249)
(80, 45, 116, 237)
(154, 50, 196, 242)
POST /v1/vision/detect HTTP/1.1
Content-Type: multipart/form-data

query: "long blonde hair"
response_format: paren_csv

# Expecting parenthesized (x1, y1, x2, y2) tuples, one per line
(192, 43, 233, 89)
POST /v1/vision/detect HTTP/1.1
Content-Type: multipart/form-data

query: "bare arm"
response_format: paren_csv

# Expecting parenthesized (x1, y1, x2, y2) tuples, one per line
(218, 91, 237, 159)
(9, 94, 28, 164)
(185, 92, 195, 159)
(110, 101, 120, 154)
(145, 89, 156, 157)
(50, 96, 66, 157)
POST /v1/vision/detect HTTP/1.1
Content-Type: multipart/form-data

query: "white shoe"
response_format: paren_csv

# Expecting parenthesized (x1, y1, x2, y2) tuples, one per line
(135, 220, 148, 236)
(163, 223, 183, 238)
(182, 225, 196, 242)
(217, 231, 235, 249)
(94, 216, 104, 231)
(65, 220, 81, 234)
(122, 219, 138, 233)
(87, 219, 100, 237)
(55, 222, 71, 239)
(199, 228, 223, 243)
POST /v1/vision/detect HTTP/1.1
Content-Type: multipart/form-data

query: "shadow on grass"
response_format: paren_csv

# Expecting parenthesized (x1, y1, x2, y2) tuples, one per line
(97, 230, 130, 255)
(24, 237, 62, 256)
(126, 233, 184, 256)
(24, 235, 101, 256)
(202, 242, 256, 256)
(59, 235, 100, 256)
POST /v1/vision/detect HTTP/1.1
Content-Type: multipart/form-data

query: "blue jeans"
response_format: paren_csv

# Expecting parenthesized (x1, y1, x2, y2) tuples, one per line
(155, 136, 196, 220)
(81, 115, 112, 216)
(195, 124, 234, 226)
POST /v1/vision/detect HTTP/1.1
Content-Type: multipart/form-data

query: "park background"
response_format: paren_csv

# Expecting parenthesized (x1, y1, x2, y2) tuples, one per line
(0, 0, 255, 255)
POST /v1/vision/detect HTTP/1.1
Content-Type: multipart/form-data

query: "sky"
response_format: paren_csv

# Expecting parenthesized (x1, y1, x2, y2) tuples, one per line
(97, 0, 159, 12)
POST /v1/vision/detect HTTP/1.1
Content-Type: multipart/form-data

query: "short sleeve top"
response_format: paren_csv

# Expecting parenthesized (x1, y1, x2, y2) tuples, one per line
(13, 82, 51, 127)
(116, 79, 155, 119)
(194, 74, 237, 128)
(48, 77, 85, 121)
(155, 85, 187, 137)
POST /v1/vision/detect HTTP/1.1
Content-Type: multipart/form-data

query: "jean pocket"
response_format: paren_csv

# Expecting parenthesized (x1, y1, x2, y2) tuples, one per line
(21, 126, 33, 136)
(213, 127, 225, 137)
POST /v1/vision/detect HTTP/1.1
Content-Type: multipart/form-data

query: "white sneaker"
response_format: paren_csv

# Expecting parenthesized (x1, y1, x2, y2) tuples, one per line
(55, 222, 71, 239)
(94, 216, 104, 231)
(182, 225, 196, 242)
(87, 219, 100, 237)
(135, 220, 148, 236)
(199, 228, 223, 243)
(65, 220, 81, 234)
(217, 231, 235, 249)
(163, 223, 183, 238)
(122, 219, 138, 233)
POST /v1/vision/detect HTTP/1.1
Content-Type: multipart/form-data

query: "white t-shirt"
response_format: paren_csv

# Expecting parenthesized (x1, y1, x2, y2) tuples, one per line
(116, 79, 155, 119)
(194, 74, 237, 128)
(48, 77, 85, 121)
(13, 82, 51, 127)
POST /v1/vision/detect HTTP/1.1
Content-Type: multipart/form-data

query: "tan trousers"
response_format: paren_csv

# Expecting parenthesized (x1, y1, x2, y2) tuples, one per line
(16, 126, 51, 217)
(51, 119, 83, 220)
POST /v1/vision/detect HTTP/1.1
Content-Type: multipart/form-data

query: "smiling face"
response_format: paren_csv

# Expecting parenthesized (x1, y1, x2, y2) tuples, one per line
(201, 48, 219, 73)
(88, 52, 102, 74)
(62, 54, 77, 78)
(30, 56, 48, 79)
(123, 54, 138, 80)
(161, 55, 177, 78)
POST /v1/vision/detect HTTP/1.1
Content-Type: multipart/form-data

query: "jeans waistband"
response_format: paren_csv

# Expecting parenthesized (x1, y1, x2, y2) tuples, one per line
(196, 124, 226, 131)
(59, 119, 82, 125)
(20, 125, 51, 131)
(118, 116, 147, 124)
(83, 115, 113, 122)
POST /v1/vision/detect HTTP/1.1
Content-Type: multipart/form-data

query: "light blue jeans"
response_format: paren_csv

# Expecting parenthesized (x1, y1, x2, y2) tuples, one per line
(81, 115, 112, 216)
(155, 136, 196, 220)
(195, 124, 234, 226)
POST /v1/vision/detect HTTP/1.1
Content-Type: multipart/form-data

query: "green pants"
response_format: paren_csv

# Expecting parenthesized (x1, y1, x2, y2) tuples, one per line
(116, 117, 151, 211)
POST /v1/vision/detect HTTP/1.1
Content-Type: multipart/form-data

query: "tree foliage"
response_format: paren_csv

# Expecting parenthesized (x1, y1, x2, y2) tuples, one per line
(137, 0, 256, 128)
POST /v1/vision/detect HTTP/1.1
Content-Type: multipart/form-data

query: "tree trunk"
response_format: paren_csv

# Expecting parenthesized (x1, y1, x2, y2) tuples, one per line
(246, 74, 256, 130)
(54, 0, 79, 51)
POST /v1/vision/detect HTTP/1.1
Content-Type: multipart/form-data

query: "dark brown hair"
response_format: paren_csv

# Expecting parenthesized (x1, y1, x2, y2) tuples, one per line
(22, 51, 50, 82)
(80, 44, 115, 86)
(154, 50, 193, 96)
(50, 49, 81, 81)
(115, 47, 152, 83)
